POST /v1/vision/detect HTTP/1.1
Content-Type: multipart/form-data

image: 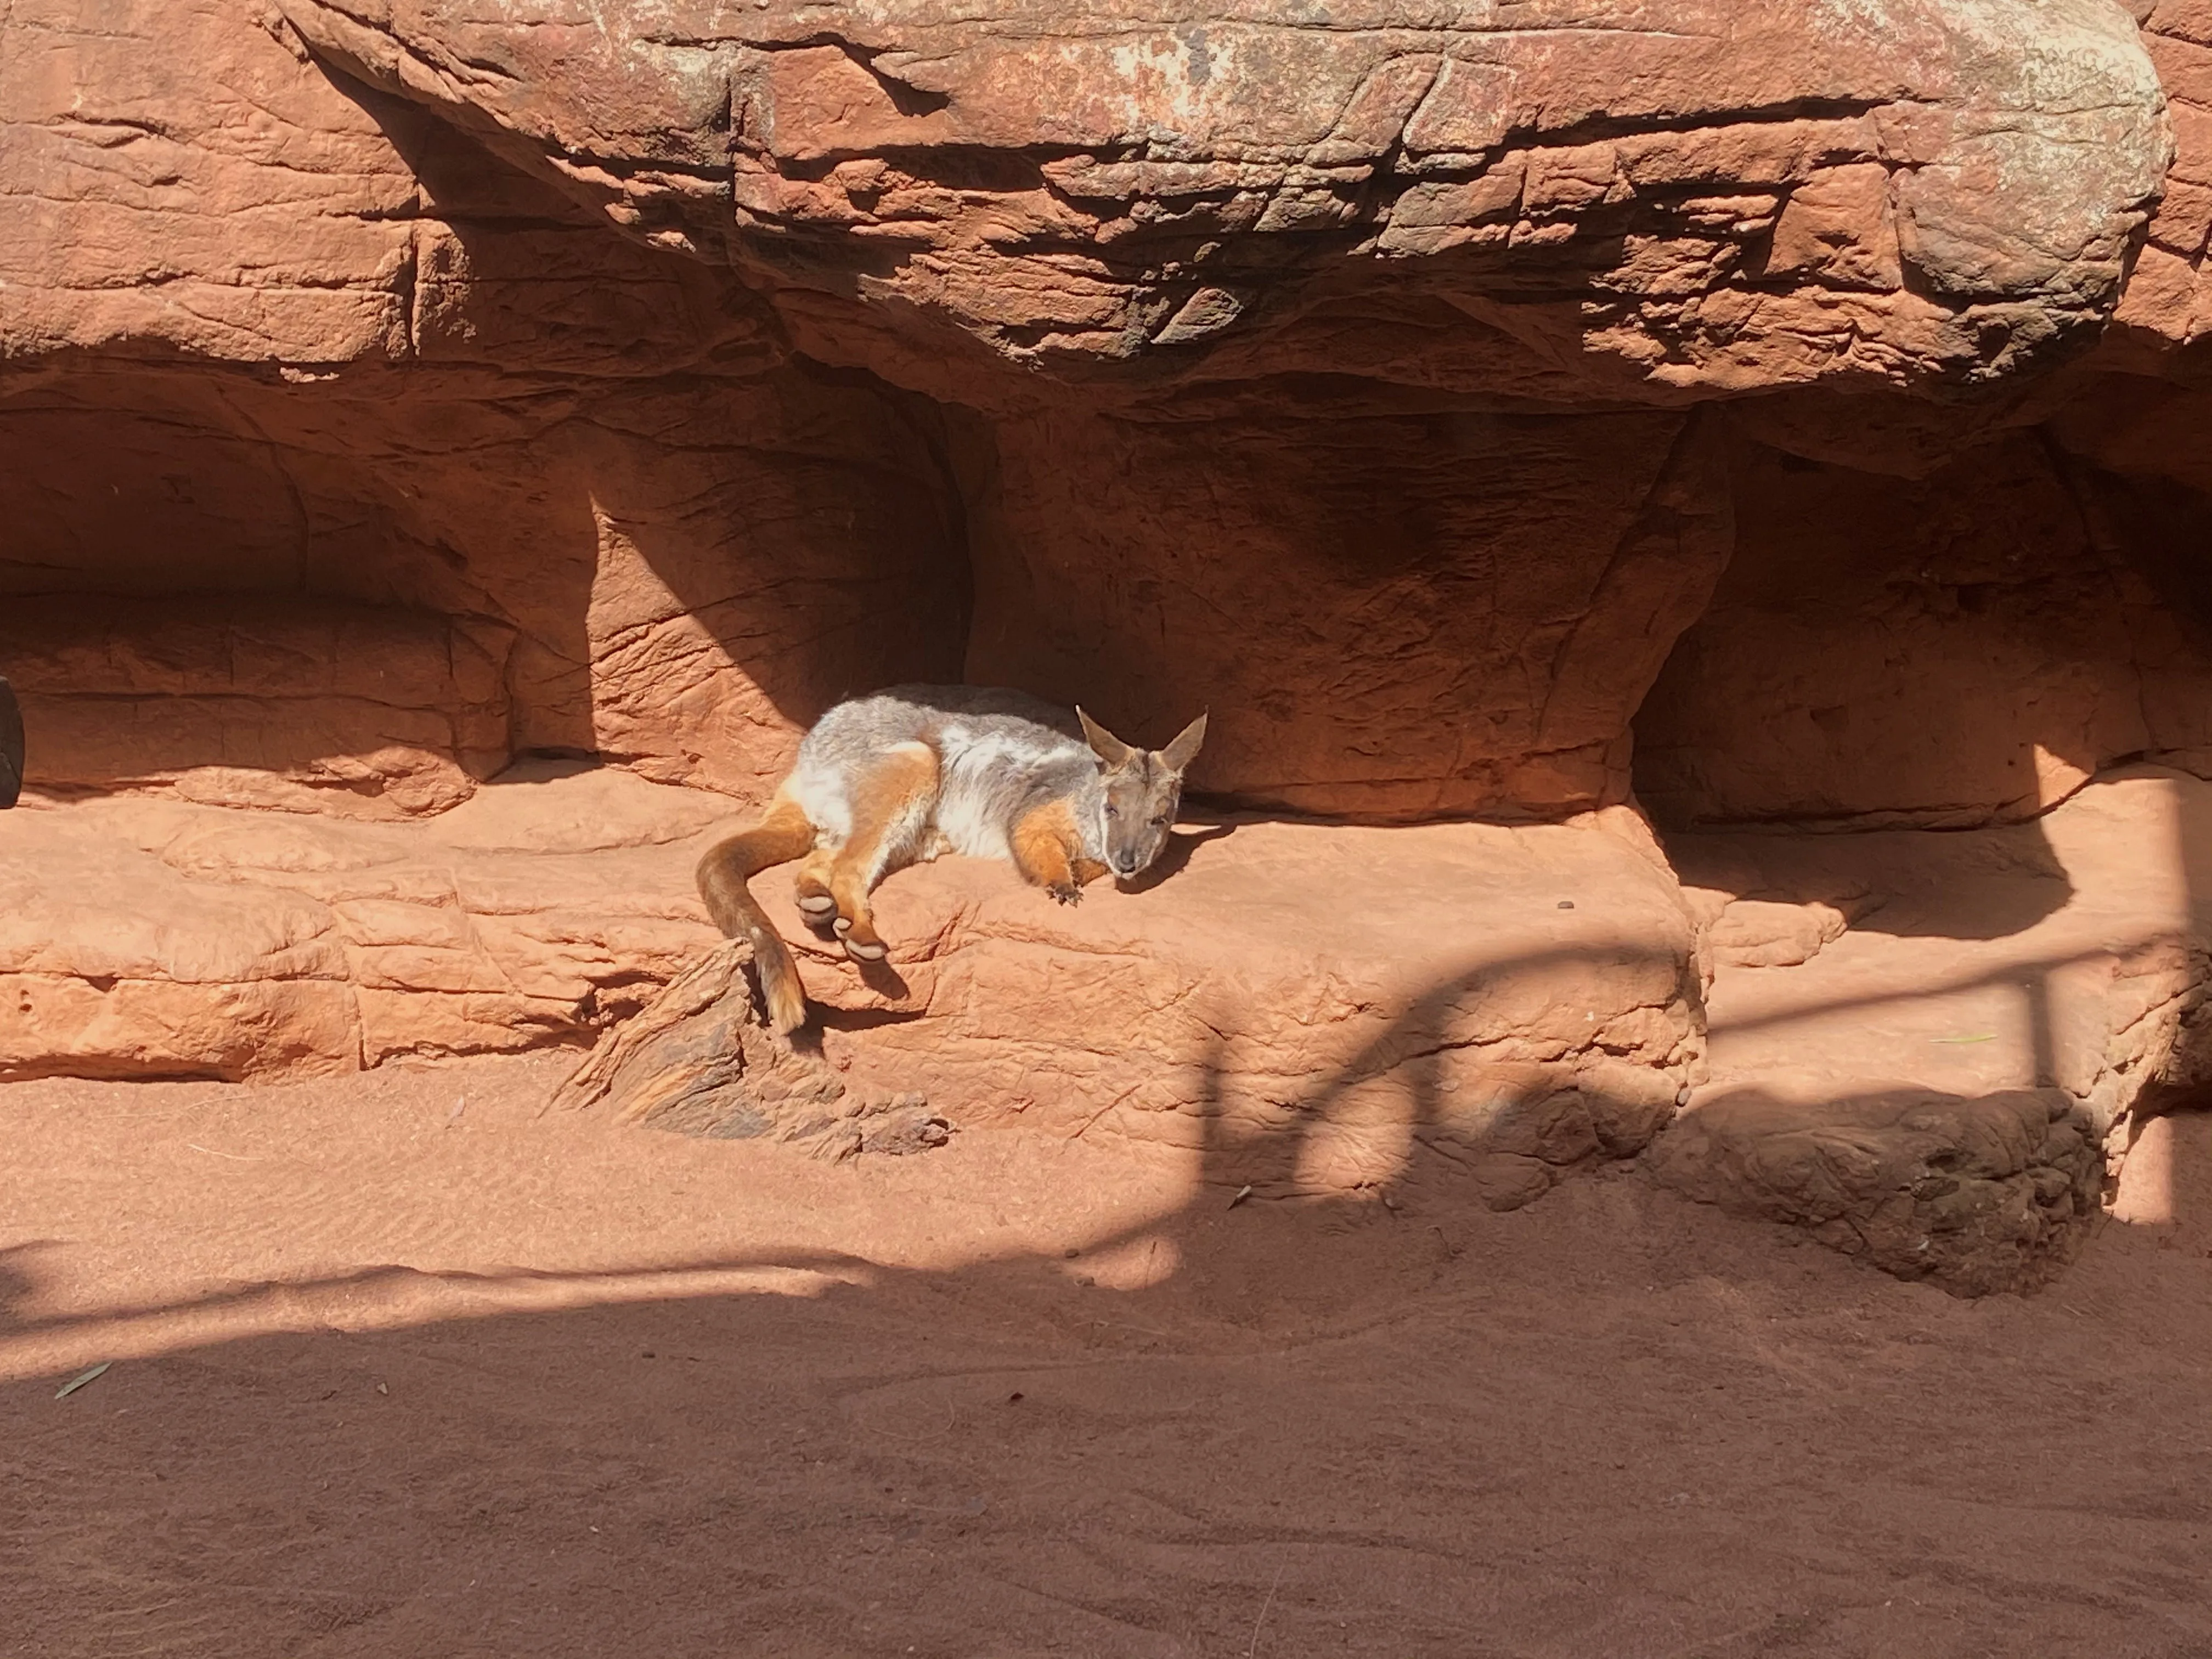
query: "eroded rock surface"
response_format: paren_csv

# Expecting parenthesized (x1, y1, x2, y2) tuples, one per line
(0, 765, 1702, 1209)
(0, 763, 723, 1077)
(964, 404, 1732, 818)
(1654, 769, 2212, 1291)
(552, 943, 951, 1159)
(5, 0, 2212, 1291)
(1650, 1085, 2103, 1295)
(2, 0, 2197, 825)
(785, 808, 1705, 1207)
(272, 0, 2170, 394)
(1635, 436, 2212, 831)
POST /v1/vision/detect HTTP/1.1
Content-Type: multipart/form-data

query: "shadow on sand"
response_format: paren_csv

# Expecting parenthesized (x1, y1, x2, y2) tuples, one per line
(5, 833, 2212, 1655)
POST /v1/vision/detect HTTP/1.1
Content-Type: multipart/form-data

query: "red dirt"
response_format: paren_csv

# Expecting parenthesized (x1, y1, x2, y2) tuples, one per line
(5, 1054, 2211, 1657)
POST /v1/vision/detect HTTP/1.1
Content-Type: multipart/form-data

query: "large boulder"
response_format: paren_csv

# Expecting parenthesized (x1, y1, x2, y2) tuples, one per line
(1654, 769, 2212, 1293)
(270, 0, 2171, 396)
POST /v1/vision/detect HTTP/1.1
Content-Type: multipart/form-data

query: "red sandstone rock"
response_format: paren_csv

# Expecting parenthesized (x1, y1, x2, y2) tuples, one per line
(2105, 3, 2212, 353)
(1634, 432, 2212, 830)
(793, 807, 1703, 1207)
(270, 0, 2171, 396)
(2, 0, 2199, 825)
(0, 764, 726, 1076)
(963, 405, 1732, 818)
(1653, 768, 2212, 1290)
(7, 0, 2212, 1297)
(1650, 1084, 2103, 1295)
(0, 766, 1703, 1209)
(7, 751, 2205, 1294)
(2, 596, 510, 817)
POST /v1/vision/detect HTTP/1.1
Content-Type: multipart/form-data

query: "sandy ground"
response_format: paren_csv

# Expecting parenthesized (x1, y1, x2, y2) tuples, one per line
(5, 1054, 2212, 1658)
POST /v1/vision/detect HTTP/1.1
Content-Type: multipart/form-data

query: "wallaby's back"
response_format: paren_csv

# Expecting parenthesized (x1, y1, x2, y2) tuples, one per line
(788, 685, 1100, 862)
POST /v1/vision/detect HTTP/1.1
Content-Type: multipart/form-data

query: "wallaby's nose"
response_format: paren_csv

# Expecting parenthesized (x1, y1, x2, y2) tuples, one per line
(1113, 854, 1139, 876)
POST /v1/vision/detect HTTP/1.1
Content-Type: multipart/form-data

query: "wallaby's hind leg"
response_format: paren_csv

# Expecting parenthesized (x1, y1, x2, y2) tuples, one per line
(825, 741, 940, 961)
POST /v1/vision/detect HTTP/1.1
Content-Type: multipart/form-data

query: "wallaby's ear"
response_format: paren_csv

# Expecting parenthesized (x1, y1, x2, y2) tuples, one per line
(1076, 706, 1136, 768)
(1158, 709, 1207, 774)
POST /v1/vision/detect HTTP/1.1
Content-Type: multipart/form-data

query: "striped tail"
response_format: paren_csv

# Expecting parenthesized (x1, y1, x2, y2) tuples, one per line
(695, 791, 817, 1034)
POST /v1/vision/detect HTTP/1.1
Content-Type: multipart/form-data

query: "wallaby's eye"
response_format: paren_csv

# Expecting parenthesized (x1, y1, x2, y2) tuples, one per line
(1103, 803, 1119, 819)
(1150, 815, 1169, 827)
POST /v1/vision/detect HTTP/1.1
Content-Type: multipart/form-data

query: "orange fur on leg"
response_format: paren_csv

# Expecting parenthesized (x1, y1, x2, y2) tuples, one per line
(1011, 800, 1097, 904)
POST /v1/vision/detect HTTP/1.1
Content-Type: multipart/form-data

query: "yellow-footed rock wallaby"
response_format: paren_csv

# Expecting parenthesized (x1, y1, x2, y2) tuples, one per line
(697, 685, 1206, 1034)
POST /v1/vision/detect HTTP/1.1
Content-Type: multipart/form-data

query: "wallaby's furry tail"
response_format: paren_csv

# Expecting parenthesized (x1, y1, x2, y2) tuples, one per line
(696, 792, 816, 1034)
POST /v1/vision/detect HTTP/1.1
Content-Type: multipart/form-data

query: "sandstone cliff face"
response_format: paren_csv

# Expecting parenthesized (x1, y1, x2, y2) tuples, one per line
(5, 0, 2212, 1291)
(271, 0, 2170, 392)
(4, 0, 2188, 817)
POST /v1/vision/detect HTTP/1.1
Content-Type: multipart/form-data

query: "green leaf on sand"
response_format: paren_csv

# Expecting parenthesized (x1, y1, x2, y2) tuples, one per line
(54, 1362, 110, 1400)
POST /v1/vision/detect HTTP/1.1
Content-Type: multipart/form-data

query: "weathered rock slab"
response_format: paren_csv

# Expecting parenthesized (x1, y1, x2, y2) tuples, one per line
(1653, 769, 2212, 1291)
(551, 941, 951, 1158)
(272, 0, 2172, 394)
(781, 808, 1705, 1208)
(0, 766, 1703, 1207)
(0, 762, 724, 1077)
(1650, 1084, 2103, 1295)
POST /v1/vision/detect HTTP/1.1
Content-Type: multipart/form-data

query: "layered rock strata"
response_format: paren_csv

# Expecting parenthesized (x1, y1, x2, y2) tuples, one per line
(4, 0, 2212, 1292)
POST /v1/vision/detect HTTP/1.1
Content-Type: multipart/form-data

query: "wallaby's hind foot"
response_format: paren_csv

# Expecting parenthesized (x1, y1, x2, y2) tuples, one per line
(826, 864, 889, 960)
(833, 913, 890, 961)
(793, 854, 838, 930)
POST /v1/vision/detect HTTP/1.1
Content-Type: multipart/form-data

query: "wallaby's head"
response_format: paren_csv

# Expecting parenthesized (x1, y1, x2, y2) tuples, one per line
(1075, 706, 1208, 880)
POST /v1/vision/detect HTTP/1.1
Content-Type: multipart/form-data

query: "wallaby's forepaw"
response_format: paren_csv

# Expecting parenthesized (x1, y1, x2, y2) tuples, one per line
(1047, 882, 1082, 907)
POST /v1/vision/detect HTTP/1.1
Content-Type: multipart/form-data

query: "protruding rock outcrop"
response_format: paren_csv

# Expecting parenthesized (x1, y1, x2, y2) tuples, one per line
(272, 0, 2171, 395)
